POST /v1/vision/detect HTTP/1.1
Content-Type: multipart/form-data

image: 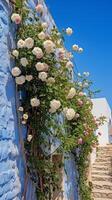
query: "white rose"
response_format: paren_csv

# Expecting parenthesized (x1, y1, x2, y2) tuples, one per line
(58, 48, 65, 59)
(30, 97, 40, 107)
(22, 120, 27, 125)
(26, 75, 33, 81)
(65, 108, 76, 121)
(32, 47, 43, 59)
(25, 38, 34, 49)
(42, 22, 48, 29)
(20, 57, 28, 67)
(18, 106, 24, 112)
(66, 27, 73, 35)
(38, 32, 46, 40)
(12, 50, 19, 58)
(43, 63, 49, 71)
(67, 88, 76, 99)
(11, 13, 21, 24)
(17, 39, 25, 48)
(36, 4, 44, 13)
(15, 75, 25, 85)
(66, 61, 73, 68)
(43, 40, 55, 54)
(49, 107, 57, 114)
(35, 62, 45, 71)
(27, 134, 33, 142)
(50, 99, 61, 113)
(23, 113, 28, 120)
(78, 47, 84, 53)
(72, 44, 79, 51)
(47, 77, 55, 84)
(38, 72, 47, 82)
(11, 67, 21, 77)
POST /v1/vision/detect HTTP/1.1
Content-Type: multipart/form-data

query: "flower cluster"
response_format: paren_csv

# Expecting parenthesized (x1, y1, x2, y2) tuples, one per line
(11, 3, 104, 200)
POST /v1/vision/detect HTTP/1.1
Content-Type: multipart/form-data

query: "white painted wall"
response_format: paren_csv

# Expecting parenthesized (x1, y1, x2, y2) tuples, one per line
(92, 98, 111, 146)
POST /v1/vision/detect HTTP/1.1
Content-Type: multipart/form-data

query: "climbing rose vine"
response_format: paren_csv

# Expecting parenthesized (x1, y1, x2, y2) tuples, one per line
(11, 1, 105, 200)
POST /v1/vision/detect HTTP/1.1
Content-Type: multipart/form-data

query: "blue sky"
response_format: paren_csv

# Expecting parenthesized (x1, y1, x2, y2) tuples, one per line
(46, 0, 112, 108)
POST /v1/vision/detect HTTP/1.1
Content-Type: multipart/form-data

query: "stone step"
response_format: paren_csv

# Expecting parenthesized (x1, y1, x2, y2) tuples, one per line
(92, 181, 112, 190)
(97, 150, 112, 154)
(96, 155, 112, 159)
(91, 170, 112, 176)
(95, 158, 112, 162)
(93, 162, 112, 166)
(98, 146, 112, 150)
(92, 175, 112, 182)
(92, 189, 112, 199)
(94, 199, 112, 200)
(92, 165, 112, 171)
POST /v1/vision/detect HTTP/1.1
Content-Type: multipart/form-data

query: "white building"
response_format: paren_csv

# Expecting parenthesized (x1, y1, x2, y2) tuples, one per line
(91, 98, 112, 164)
(92, 98, 112, 146)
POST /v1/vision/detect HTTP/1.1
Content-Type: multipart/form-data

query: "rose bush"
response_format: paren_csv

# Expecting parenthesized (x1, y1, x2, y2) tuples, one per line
(11, 1, 105, 200)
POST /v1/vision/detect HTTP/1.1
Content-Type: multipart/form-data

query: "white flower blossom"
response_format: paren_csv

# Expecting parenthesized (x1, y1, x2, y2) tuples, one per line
(78, 47, 84, 53)
(27, 134, 33, 142)
(66, 61, 73, 68)
(12, 50, 19, 58)
(25, 38, 34, 49)
(11, 13, 21, 24)
(20, 57, 28, 67)
(42, 22, 48, 29)
(26, 75, 33, 82)
(49, 99, 61, 113)
(65, 108, 76, 121)
(72, 44, 79, 51)
(11, 67, 21, 77)
(66, 27, 73, 35)
(18, 106, 24, 112)
(30, 97, 40, 107)
(67, 88, 76, 99)
(22, 120, 27, 125)
(43, 63, 49, 71)
(15, 75, 25, 85)
(17, 39, 25, 48)
(23, 113, 28, 120)
(43, 40, 55, 54)
(38, 32, 46, 40)
(35, 62, 45, 71)
(32, 47, 43, 59)
(36, 4, 44, 13)
(38, 72, 48, 82)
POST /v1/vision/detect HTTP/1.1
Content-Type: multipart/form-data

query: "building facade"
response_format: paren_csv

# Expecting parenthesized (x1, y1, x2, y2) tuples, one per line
(0, 0, 78, 199)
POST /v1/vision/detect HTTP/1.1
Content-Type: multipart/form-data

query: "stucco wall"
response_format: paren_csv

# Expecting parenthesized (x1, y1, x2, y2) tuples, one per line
(92, 98, 111, 146)
(0, 0, 78, 199)
(0, 1, 25, 199)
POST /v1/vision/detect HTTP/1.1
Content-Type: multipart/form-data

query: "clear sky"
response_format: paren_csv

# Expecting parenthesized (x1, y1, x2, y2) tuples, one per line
(46, 0, 112, 108)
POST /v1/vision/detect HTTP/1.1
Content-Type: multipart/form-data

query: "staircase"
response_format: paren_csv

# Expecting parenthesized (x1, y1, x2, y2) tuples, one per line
(91, 145, 112, 200)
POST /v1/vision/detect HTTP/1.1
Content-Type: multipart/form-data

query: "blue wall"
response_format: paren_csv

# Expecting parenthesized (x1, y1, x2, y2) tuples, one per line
(0, 0, 25, 199)
(0, 1, 78, 199)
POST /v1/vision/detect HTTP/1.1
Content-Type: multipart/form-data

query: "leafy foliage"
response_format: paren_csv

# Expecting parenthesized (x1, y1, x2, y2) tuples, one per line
(11, 2, 105, 200)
